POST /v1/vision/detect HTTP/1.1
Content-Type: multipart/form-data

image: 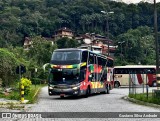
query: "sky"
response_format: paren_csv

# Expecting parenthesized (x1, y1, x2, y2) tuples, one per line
(115, 0, 160, 4)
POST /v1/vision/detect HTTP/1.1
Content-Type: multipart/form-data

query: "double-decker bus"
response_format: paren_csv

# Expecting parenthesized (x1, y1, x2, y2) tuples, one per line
(113, 65, 156, 88)
(48, 48, 114, 98)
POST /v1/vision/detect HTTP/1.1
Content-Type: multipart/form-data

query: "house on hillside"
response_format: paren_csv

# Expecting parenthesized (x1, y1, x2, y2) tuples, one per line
(23, 27, 73, 50)
(23, 27, 117, 58)
(23, 37, 32, 50)
(53, 27, 74, 41)
(23, 37, 54, 50)
(77, 33, 116, 57)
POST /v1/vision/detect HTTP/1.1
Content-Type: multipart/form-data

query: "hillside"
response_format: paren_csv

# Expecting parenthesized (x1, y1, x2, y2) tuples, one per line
(0, 0, 160, 65)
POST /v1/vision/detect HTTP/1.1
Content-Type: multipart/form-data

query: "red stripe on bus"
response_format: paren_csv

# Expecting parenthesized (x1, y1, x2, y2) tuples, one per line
(147, 74, 154, 84)
(137, 74, 143, 84)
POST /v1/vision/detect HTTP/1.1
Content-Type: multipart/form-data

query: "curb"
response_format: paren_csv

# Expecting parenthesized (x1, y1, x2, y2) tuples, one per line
(0, 104, 25, 109)
(33, 87, 40, 98)
(122, 96, 160, 108)
(0, 102, 20, 105)
(0, 86, 42, 108)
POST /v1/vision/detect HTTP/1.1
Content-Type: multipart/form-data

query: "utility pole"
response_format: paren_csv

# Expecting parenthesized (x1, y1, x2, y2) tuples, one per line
(118, 41, 125, 62)
(154, 0, 160, 89)
(101, 11, 114, 56)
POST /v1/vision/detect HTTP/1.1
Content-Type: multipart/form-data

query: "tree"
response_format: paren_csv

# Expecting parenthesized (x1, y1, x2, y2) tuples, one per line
(56, 37, 79, 49)
(0, 48, 19, 87)
(28, 36, 57, 66)
(115, 26, 155, 65)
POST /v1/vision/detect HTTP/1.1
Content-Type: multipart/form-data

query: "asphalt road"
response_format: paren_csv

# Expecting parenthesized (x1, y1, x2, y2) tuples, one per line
(1, 86, 160, 121)
(27, 86, 160, 112)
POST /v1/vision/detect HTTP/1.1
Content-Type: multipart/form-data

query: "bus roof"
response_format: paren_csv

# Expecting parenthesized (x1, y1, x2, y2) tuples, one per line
(80, 45, 102, 49)
(54, 48, 88, 52)
(54, 48, 113, 60)
(114, 65, 156, 69)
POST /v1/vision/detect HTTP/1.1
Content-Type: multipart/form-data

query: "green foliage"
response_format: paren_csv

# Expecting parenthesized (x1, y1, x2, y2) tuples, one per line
(0, 0, 160, 47)
(28, 36, 57, 66)
(56, 37, 79, 49)
(20, 77, 32, 95)
(129, 93, 160, 105)
(31, 78, 42, 85)
(0, 0, 159, 83)
(0, 48, 19, 87)
(0, 84, 44, 103)
(7, 91, 20, 100)
(115, 26, 155, 65)
(25, 85, 45, 103)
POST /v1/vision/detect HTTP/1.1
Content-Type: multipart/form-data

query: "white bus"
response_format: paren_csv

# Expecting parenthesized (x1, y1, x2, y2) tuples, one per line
(113, 65, 156, 88)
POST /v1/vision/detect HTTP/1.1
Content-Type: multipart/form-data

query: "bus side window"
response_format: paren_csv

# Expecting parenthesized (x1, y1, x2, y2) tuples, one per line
(81, 51, 88, 62)
(107, 59, 113, 67)
(89, 53, 94, 64)
(98, 57, 102, 66)
(80, 69, 86, 81)
(103, 69, 107, 80)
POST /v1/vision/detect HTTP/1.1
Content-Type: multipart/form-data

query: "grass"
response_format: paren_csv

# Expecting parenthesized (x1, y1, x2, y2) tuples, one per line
(0, 84, 46, 104)
(25, 84, 45, 103)
(129, 92, 160, 105)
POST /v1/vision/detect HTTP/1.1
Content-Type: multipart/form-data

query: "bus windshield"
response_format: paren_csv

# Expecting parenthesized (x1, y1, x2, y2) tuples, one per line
(51, 51, 81, 64)
(49, 68, 80, 84)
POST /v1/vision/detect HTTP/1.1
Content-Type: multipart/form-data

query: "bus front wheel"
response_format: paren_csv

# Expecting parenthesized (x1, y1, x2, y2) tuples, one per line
(85, 86, 90, 98)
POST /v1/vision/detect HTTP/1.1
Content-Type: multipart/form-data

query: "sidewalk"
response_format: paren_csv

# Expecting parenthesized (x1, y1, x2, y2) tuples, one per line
(0, 98, 30, 111)
(0, 98, 29, 105)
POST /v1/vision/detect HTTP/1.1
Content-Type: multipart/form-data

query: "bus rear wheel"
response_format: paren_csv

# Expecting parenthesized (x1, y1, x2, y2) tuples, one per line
(114, 81, 120, 88)
(152, 81, 157, 87)
(106, 85, 110, 94)
(103, 84, 110, 94)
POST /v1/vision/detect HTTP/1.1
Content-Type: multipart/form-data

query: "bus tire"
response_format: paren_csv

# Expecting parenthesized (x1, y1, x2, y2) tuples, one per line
(114, 81, 120, 88)
(106, 85, 110, 94)
(48, 91, 53, 96)
(103, 84, 110, 94)
(152, 81, 157, 87)
(60, 95, 64, 98)
(49, 93, 53, 96)
(85, 86, 90, 98)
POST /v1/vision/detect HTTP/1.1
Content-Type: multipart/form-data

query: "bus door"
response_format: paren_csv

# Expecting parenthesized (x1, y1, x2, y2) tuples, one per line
(94, 54, 98, 93)
(88, 53, 94, 92)
(97, 56, 105, 91)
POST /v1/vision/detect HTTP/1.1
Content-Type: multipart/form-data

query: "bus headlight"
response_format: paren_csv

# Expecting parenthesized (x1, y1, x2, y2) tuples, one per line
(49, 86, 54, 89)
(72, 87, 78, 90)
(72, 85, 80, 90)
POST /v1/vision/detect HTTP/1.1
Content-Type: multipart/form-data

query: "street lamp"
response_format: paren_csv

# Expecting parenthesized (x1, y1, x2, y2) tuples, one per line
(101, 11, 114, 56)
(118, 41, 125, 61)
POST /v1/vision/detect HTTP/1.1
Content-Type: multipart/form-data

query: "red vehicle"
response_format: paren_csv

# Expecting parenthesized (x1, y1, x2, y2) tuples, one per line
(113, 65, 156, 88)
(48, 48, 114, 98)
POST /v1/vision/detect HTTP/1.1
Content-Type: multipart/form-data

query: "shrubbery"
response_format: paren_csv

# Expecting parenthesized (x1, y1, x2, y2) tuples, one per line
(20, 77, 32, 95)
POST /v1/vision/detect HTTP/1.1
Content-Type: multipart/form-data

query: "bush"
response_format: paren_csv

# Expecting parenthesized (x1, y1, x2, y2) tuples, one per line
(8, 91, 20, 100)
(31, 78, 42, 85)
(20, 77, 32, 95)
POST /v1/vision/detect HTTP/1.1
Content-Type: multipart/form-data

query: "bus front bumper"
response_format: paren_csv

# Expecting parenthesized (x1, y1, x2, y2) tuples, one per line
(48, 88, 81, 96)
